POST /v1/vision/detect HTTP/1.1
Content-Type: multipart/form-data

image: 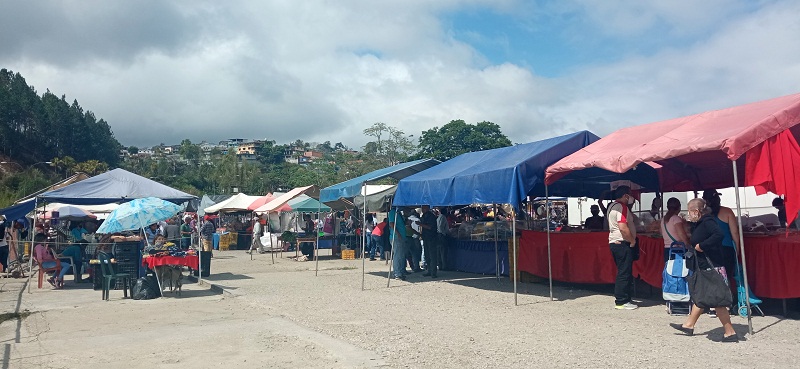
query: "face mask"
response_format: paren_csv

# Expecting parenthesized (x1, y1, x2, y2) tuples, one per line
(627, 195, 635, 205)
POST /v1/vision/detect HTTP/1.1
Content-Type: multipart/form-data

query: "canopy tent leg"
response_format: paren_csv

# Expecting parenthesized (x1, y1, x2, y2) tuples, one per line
(361, 185, 367, 291)
(270, 211, 275, 264)
(512, 207, 518, 306)
(386, 210, 398, 287)
(732, 160, 754, 336)
(315, 201, 321, 276)
(546, 184, 554, 301)
(494, 203, 500, 282)
(26, 198, 40, 294)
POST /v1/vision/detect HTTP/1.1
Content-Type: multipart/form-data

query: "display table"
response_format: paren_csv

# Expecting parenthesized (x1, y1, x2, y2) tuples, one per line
(516, 230, 800, 299)
(142, 255, 200, 270)
(447, 240, 509, 276)
(742, 233, 800, 299)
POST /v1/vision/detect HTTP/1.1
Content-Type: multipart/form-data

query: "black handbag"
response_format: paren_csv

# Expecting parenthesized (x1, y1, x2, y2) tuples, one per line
(687, 252, 732, 309)
(631, 237, 640, 261)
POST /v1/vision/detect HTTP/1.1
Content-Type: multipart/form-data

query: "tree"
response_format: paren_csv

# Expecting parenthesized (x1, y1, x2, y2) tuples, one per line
(414, 120, 511, 161)
(363, 122, 389, 156)
(128, 146, 139, 154)
(179, 139, 201, 164)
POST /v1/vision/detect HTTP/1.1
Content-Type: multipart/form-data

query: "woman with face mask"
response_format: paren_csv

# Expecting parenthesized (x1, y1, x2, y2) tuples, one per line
(670, 198, 739, 342)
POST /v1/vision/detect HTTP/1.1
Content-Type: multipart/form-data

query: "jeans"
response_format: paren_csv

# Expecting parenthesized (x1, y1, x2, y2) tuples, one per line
(610, 242, 634, 305)
(438, 234, 449, 270)
(370, 234, 383, 259)
(391, 236, 408, 277)
(42, 260, 72, 280)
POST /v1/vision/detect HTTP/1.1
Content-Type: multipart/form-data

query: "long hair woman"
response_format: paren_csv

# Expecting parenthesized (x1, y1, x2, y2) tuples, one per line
(670, 198, 739, 342)
(660, 197, 690, 261)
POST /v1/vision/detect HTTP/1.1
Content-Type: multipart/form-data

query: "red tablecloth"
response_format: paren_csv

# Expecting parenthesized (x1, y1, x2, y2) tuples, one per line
(142, 255, 199, 270)
(742, 234, 800, 299)
(518, 230, 800, 298)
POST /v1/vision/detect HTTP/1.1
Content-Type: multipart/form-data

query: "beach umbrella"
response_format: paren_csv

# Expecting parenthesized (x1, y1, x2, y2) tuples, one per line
(96, 197, 182, 234)
(43, 205, 97, 221)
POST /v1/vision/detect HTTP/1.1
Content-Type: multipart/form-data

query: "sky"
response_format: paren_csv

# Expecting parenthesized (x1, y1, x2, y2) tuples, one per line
(2, 0, 799, 149)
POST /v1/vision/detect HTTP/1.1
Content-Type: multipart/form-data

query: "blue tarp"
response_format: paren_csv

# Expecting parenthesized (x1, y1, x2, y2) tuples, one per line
(393, 131, 601, 208)
(0, 199, 35, 222)
(319, 158, 439, 203)
(38, 168, 197, 205)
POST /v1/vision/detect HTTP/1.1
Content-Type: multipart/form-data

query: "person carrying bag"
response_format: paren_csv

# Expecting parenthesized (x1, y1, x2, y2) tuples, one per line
(669, 198, 739, 342)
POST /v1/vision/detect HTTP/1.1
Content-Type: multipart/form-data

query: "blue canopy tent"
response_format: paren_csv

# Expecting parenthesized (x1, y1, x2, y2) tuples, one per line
(0, 199, 35, 223)
(319, 158, 440, 288)
(391, 131, 656, 303)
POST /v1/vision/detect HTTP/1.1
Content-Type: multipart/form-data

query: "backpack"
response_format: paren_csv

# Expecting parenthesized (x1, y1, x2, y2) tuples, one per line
(132, 275, 162, 300)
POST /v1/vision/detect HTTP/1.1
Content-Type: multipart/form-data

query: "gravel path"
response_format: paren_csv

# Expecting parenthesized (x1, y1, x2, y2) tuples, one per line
(3, 249, 799, 368)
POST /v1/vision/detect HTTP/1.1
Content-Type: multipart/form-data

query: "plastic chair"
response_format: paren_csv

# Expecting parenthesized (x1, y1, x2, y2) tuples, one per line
(34, 250, 62, 289)
(97, 252, 132, 301)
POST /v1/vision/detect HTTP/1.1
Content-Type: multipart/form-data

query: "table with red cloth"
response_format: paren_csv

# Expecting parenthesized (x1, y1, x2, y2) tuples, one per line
(517, 230, 800, 298)
(142, 255, 200, 270)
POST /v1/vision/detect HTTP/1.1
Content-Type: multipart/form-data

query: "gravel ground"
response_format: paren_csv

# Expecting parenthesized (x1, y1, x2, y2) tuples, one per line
(3, 249, 799, 368)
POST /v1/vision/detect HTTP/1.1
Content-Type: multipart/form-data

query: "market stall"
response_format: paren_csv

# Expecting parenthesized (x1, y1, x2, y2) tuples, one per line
(546, 92, 800, 334)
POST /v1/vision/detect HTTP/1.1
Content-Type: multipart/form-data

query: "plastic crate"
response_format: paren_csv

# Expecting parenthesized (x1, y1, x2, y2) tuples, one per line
(341, 249, 355, 260)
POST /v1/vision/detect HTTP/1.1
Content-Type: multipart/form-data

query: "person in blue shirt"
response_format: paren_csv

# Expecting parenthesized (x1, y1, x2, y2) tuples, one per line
(70, 222, 88, 242)
(388, 207, 409, 280)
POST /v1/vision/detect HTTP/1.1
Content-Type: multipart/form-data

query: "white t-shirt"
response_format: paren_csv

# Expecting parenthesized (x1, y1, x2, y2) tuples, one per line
(607, 201, 636, 244)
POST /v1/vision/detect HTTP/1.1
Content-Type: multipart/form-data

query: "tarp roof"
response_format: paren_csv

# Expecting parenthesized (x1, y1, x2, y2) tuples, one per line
(392, 131, 601, 208)
(287, 195, 331, 213)
(196, 195, 232, 216)
(319, 158, 439, 203)
(353, 185, 396, 212)
(203, 193, 262, 213)
(546, 92, 800, 190)
(37, 168, 197, 205)
(253, 185, 320, 214)
(0, 199, 35, 222)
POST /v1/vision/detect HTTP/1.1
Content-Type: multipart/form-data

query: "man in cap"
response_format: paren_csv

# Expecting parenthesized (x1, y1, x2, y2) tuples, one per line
(607, 185, 638, 310)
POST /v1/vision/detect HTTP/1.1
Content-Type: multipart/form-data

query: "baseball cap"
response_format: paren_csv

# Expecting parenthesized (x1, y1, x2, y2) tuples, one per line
(702, 189, 721, 200)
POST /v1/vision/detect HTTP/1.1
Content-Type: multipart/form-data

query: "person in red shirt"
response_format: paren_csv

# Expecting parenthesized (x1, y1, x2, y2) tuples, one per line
(370, 218, 388, 261)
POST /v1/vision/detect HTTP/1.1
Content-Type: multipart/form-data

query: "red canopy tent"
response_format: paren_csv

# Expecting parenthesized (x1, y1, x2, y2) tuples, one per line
(545, 92, 800, 335)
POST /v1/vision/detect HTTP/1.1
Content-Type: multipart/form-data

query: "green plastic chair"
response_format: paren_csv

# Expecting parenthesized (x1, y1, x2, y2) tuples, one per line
(97, 252, 132, 301)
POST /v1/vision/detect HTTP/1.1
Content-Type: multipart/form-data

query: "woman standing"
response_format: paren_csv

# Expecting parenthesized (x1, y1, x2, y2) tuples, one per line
(660, 197, 690, 261)
(670, 198, 739, 342)
(703, 189, 740, 305)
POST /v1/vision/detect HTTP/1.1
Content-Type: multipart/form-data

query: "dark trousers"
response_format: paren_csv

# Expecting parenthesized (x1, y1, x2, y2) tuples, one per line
(423, 236, 438, 276)
(610, 242, 634, 305)
(0, 246, 8, 272)
(407, 237, 422, 271)
(437, 234, 448, 270)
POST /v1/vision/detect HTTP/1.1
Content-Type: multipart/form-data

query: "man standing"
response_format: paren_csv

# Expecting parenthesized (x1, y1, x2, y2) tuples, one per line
(607, 186, 638, 310)
(163, 218, 181, 243)
(406, 209, 423, 272)
(419, 205, 439, 278)
(584, 205, 605, 230)
(388, 207, 408, 280)
(200, 215, 215, 254)
(249, 218, 262, 254)
(180, 216, 193, 249)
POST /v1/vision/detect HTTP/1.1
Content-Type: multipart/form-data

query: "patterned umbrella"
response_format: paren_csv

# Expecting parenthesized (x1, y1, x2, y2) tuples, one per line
(96, 197, 182, 234)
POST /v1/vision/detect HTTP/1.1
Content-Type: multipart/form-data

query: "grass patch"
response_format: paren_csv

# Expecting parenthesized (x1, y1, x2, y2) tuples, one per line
(0, 310, 32, 325)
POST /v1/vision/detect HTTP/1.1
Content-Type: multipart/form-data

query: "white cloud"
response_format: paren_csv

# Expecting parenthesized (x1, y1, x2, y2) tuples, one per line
(1, 0, 798, 152)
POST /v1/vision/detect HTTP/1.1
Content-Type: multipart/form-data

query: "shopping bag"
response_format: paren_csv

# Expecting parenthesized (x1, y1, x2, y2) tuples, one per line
(687, 253, 732, 309)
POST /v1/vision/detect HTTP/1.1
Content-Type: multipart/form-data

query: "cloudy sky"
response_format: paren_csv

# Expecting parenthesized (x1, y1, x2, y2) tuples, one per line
(2, 0, 799, 149)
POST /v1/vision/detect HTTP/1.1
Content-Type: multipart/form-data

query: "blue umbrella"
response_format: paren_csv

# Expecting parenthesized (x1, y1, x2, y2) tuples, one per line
(97, 197, 182, 234)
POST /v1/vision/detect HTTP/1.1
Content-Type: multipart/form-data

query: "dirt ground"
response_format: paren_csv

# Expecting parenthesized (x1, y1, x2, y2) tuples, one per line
(2, 249, 799, 368)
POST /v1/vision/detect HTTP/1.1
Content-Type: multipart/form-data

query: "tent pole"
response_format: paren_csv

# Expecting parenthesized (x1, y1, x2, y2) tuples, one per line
(513, 207, 518, 306)
(315, 200, 320, 276)
(494, 203, 499, 282)
(270, 211, 275, 264)
(546, 185, 553, 301)
(362, 183, 367, 291)
(26, 198, 39, 294)
(386, 209, 398, 287)
(732, 160, 754, 336)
